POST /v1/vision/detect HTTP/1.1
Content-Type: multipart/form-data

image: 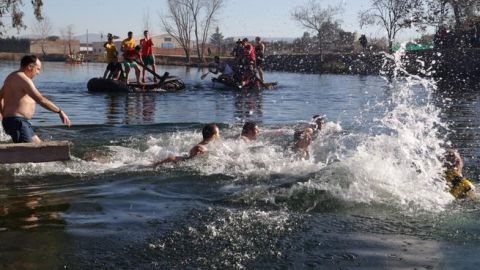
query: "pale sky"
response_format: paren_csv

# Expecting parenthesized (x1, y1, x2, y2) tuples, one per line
(6, 0, 424, 41)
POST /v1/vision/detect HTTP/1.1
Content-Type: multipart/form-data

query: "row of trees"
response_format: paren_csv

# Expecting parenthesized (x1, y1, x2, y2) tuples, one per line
(292, 0, 480, 51)
(2, 0, 480, 58)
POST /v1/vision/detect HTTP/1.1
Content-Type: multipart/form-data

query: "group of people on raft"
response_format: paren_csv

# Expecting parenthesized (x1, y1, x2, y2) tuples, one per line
(102, 32, 268, 89)
(209, 36, 267, 89)
(103, 30, 157, 84)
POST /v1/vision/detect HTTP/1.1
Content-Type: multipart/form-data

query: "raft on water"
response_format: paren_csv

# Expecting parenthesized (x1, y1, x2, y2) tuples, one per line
(87, 72, 185, 93)
(0, 141, 71, 164)
(211, 77, 277, 90)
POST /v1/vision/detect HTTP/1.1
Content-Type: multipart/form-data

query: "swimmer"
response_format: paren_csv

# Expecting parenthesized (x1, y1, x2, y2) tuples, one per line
(311, 115, 325, 132)
(153, 124, 220, 166)
(443, 149, 476, 199)
(239, 121, 260, 142)
(292, 127, 313, 160)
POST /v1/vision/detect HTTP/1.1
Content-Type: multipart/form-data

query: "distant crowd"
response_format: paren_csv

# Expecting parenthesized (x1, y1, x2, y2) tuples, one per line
(209, 36, 267, 89)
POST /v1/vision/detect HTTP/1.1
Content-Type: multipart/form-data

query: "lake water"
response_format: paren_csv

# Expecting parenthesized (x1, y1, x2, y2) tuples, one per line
(1, 59, 480, 269)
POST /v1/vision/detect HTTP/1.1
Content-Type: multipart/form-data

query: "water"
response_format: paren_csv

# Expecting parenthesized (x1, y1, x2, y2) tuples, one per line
(1, 60, 480, 269)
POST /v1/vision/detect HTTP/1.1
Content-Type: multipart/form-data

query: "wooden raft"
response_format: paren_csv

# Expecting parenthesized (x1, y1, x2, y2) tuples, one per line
(0, 141, 71, 164)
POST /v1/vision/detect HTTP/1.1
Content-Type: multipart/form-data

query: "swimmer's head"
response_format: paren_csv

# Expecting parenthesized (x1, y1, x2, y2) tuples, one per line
(241, 121, 260, 140)
(202, 124, 220, 140)
(443, 148, 463, 172)
(311, 115, 325, 131)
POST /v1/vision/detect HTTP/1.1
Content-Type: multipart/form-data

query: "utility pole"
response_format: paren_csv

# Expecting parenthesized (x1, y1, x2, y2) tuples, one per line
(86, 29, 89, 55)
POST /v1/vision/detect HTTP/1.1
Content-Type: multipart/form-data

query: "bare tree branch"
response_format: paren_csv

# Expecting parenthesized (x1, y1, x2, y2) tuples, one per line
(160, 0, 194, 63)
(32, 15, 52, 56)
(359, 0, 422, 51)
(291, 0, 343, 52)
(0, 0, 43, 35)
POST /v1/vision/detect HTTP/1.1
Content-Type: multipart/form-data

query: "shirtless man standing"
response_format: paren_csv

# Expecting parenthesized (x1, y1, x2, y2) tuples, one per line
(153, 124, 220, 166)
(0, 55, 71, 143)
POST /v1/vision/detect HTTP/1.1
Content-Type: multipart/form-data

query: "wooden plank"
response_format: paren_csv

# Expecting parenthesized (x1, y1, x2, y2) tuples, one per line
(0, 141, 71, 164)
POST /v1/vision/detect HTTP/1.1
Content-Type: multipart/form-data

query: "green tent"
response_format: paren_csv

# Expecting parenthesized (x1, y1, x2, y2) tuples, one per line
(392, 43, 435, 52)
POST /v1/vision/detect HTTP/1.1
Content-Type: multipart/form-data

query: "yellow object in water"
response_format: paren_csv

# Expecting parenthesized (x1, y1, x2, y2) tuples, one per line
(445, 170, 476, 199)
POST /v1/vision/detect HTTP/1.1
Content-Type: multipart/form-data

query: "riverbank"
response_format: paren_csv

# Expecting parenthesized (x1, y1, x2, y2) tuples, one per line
(3, 49, 479, 80)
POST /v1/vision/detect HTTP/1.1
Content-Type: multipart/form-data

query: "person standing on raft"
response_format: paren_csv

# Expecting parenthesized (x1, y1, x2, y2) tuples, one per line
(121, 31, 141, 84)
(140, 30, 157, 83)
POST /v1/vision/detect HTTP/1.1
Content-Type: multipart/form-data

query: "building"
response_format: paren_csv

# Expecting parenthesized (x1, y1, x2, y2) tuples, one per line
(30, 39, 80, 55)
(90, 40, 122, 62)
(151, 34, 182, 49)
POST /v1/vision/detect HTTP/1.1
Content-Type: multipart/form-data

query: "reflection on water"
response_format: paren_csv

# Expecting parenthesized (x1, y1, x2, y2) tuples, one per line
(234, 91, 263, 122)
(96, 91, 159, 125)
(0, 183, 69, 230)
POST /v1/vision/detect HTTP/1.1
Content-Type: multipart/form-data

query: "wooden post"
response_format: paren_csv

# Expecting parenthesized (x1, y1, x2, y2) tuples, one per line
(0, 141, 71, 164)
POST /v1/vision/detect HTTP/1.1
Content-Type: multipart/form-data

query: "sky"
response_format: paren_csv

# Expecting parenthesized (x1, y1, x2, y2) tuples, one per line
(5, 0, 424, 41)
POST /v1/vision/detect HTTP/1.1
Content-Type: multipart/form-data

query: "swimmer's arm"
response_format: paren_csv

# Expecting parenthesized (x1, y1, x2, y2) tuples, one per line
(152, 155, 186, 166)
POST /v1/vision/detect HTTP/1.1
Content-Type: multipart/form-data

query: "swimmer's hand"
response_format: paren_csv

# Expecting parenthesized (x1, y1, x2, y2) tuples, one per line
(59, 110, 71, 127)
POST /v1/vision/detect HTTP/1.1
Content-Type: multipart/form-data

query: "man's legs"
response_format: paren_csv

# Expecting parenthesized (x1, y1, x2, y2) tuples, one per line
(134, 65, 141, 84)
(124, 61, 131, 83)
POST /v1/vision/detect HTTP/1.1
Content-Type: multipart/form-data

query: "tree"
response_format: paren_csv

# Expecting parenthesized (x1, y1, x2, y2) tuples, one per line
(142, 9, 152, 33)
(359, 0, 423, 51)
(160, 0, 194, 63)
(185, 0, 223, 62)
(60, 24, 75, 55)
(293, 32, 314, 53)
(209, 26, 223, 53)
(198, 0, 222, 61)
(32, 15, 52, 56)
(0, 0, 43, 35)
(421, 0, 480, 31)
(161, 0, 223, 63)
(291, 0, 343, 53)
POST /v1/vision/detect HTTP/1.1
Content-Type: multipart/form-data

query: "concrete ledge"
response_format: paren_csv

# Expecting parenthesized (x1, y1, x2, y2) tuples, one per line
(0, 141, 71, 164)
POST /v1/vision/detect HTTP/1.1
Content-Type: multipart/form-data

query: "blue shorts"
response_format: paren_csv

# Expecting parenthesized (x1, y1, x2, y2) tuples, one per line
(2, 116, 35, 143)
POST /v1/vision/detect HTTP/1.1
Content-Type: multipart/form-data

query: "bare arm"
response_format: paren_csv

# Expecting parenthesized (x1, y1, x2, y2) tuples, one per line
(0, 84, 4, 119)
(24, 79, 71, 126)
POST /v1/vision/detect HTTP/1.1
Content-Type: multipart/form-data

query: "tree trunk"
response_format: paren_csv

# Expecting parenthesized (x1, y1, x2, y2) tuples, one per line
(41, 41, 47, 57)
(452, 2, 462, 32)
(184, 48, 191, 64)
